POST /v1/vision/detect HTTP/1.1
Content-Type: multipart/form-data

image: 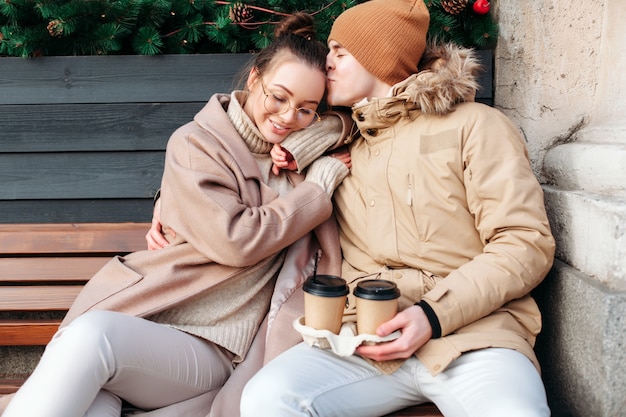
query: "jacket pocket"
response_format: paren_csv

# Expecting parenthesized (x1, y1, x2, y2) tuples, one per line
(92, 255, 143, 302)
(63, 255, 143, 325)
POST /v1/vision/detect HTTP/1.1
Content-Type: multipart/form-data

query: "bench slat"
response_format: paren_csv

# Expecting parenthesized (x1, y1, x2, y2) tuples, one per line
(0, 257, 109, 282)
(0, 320, 60, 346)
(0, 379, 24, 395)
(0, 286, 82, 310)
(0, 223, 149, 254)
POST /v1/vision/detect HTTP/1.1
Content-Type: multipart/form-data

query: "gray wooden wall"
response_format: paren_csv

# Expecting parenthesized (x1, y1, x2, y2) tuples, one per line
(1, 54, 252, 223)
(0, 51, 492, 224)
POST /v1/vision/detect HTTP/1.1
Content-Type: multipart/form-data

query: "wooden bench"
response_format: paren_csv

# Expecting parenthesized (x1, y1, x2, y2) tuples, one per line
(0, 222, 442, 416)
(0, 222, 150, 395)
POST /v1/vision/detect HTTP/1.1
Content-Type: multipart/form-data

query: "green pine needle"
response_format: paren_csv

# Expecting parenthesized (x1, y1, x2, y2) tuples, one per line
(133, 25, 164, 55)
(0, 0, 499, 57)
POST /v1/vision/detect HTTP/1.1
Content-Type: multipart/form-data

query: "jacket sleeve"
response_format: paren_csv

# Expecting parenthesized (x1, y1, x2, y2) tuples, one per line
(421, 106, 556, 336)
(312, 214, 343, 277)
(159, 126, 334, 268)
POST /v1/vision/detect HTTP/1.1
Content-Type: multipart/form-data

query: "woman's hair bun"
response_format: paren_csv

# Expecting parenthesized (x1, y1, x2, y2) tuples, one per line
(274, 12, 317, 41)
(249, 11, 327, 80)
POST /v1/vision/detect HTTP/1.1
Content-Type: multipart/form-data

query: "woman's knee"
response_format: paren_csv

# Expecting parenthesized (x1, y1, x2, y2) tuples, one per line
(51, 310, 126, 357)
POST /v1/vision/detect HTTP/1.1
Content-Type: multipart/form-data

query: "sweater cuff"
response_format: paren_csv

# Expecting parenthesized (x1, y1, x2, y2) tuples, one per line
(304, 156, 349, 197)
(280, 111, 350, 173)
(416, 300, 442, 339)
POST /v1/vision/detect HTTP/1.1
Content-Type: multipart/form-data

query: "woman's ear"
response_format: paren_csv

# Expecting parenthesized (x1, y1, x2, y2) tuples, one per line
(247, 67, 260, 90)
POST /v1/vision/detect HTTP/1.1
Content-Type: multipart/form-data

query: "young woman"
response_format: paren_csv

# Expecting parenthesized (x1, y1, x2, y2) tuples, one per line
(2, 13, 351, 417)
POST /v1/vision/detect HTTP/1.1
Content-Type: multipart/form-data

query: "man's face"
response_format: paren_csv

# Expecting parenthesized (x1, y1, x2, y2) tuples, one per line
(325, 40, 390, 107)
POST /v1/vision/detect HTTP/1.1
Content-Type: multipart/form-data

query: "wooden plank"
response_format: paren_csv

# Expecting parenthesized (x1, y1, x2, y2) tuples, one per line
(0, 102, 201, 153)
(0, 151, 163, 199)
(0, 320, 60, 346)
(475, 50, 493, 101)
(0, 223, 150, 254)
(0, 54, 252, 105)
(0, 286, 82, 310)
(0, 257, 110, 282)
(0, 199, 154, 224)
(0, 379, 25, 395)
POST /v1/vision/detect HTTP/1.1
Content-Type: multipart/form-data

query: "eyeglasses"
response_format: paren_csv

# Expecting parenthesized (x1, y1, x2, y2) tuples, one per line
(260, 80, 321, 128)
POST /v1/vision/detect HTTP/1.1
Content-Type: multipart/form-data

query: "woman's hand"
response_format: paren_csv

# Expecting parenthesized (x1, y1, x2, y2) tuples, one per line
(355, 305, 432, 362)
(271, 144, 297, 175)
(145, 199, 174, 250)
(272, 144, 352, 175)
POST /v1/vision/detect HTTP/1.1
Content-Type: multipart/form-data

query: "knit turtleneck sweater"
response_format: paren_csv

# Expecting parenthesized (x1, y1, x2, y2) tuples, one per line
(147, 91, 293, 363)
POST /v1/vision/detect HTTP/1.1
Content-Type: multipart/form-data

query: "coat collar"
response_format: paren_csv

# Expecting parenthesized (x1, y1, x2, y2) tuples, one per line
(193, 92, 265, 181)
(351, 43, 482, 128)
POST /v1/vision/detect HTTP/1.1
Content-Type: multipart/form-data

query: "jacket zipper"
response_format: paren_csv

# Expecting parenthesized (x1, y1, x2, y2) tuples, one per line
(406, 173, 413, 206)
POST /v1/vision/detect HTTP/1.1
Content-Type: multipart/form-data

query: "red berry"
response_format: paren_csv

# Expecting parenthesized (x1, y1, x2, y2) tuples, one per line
(473, 0, 490, 14)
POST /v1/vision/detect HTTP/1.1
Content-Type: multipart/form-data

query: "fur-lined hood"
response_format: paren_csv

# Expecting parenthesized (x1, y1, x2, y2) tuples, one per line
(391, 42, 482, 115)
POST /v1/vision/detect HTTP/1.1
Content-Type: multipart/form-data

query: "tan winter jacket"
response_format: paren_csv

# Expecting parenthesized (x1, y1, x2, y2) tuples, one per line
(334, 44, 556, 376)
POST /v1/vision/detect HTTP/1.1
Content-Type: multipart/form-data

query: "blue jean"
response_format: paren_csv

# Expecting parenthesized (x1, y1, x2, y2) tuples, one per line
(240, 343, 550, 417)
(3, 310, 233, 417)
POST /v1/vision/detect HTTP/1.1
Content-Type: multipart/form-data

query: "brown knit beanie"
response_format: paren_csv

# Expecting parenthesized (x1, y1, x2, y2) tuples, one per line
(328, 0, 430, 86)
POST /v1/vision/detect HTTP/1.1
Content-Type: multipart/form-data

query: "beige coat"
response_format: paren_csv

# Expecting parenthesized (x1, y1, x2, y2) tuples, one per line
(63, 94, 344, 330)
(334, 44, 556, 376)
(56, 93, 348, 416)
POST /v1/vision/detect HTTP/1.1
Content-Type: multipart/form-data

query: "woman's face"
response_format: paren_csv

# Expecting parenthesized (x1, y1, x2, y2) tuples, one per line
(245, 59, 325, 144)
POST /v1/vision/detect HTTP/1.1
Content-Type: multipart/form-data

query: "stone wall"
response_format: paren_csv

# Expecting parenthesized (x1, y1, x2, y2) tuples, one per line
(495, 1, 626, 415)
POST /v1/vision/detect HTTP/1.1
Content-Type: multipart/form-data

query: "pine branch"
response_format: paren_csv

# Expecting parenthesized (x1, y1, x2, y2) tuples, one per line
(0, 0, 498, 57)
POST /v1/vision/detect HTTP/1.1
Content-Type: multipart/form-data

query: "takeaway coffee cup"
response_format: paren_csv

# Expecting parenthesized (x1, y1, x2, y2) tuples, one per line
(303, 275, 349, 334)
(354, 279, 401, 335)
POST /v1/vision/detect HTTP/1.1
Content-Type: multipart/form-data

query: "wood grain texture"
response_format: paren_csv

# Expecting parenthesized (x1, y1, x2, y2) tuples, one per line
(0, 54, 253, 105)
(0, 199, 153, 223)
(1, 102, 200, 153)
(0, 222, 149, 254)
(0, 223, 150, 349)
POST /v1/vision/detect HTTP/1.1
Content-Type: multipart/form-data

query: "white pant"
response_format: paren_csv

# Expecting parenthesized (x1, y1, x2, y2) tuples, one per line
(241, 343, 550, 417)
(3, 310, 233, 417)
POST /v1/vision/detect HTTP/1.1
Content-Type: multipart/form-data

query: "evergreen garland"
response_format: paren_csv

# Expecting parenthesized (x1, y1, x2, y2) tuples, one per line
(427, 0, 498, 49)
(0, 0, 498, 58)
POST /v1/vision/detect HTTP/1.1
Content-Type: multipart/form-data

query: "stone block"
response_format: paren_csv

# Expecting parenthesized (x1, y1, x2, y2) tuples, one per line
(533, 260, 626, 417)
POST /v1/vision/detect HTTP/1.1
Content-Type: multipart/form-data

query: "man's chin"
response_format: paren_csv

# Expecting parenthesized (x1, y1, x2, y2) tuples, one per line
(326, 92, 360, 108)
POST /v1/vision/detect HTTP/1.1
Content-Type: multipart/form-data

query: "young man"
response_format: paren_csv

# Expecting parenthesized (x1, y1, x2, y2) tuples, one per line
(240, 0, 555, 416)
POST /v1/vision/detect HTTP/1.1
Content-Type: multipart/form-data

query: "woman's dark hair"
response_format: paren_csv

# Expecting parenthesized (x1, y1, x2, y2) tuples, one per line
(251, 12, 328, 79)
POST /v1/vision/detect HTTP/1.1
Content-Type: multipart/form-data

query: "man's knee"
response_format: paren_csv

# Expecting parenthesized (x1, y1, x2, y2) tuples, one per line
(240, 375, 280, 416)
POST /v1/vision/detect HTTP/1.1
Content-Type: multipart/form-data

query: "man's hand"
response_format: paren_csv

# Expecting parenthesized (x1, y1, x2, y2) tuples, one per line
(145, 198, 174, 250)
(355, 305, 432, 362)
(329, 149, 352, 169)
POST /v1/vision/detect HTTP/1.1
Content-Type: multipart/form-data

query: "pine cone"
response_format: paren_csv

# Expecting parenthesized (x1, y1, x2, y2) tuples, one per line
(441, 0, 469, 15)
(229, 2, 253, 23)
(47, 19, 64, 37)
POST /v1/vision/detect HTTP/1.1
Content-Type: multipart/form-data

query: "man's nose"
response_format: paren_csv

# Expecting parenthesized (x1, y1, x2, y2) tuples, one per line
(326, 55, 334, 71)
